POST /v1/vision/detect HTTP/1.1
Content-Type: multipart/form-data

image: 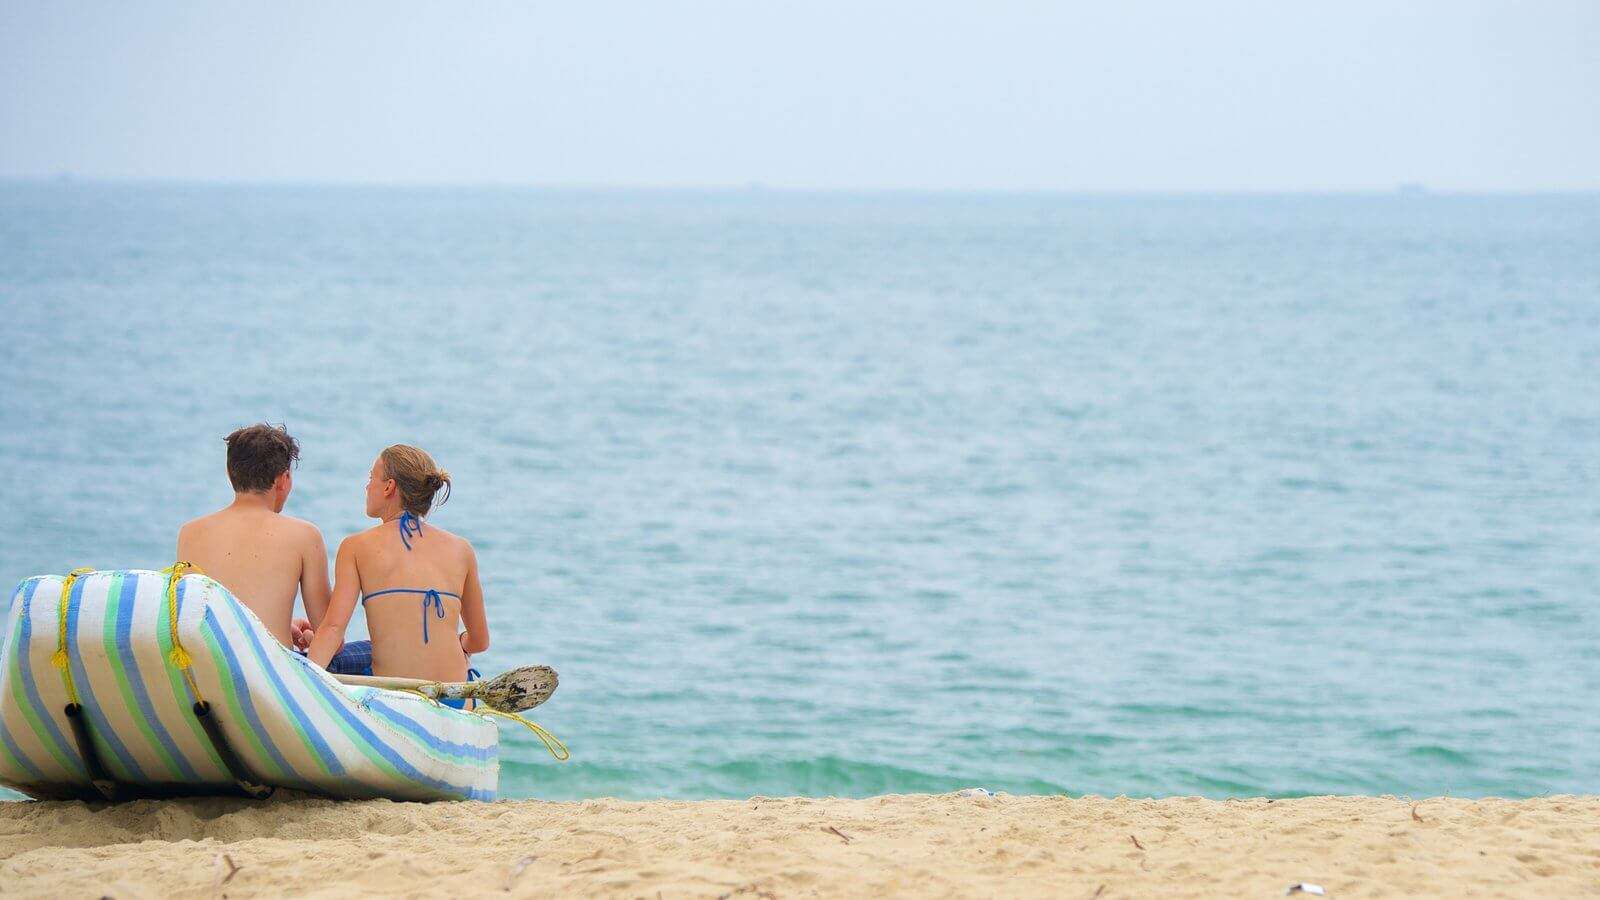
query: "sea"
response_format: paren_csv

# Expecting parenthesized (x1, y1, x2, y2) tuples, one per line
(1, 182, 1596, 801)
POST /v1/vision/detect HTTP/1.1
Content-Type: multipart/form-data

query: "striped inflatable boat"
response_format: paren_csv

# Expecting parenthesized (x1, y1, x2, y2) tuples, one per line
(0, 568, 499, 801)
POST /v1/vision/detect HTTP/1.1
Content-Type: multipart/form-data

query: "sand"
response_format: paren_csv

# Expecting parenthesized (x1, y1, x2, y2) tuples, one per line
(2, 793, 1596, 898)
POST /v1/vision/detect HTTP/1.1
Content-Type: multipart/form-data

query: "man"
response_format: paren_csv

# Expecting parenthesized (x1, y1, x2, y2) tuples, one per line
(177, 423, 330, 650)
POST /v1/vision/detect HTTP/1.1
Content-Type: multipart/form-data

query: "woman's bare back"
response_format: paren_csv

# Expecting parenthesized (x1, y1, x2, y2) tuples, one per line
(305, 447, 490, 683)
(352, 516, 477, 682)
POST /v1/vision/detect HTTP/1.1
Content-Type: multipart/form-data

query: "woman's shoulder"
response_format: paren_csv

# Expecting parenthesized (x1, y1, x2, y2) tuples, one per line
(424, 523, 473, 553)
(338, 522, 391, 550)
(406, 524, 470, 569)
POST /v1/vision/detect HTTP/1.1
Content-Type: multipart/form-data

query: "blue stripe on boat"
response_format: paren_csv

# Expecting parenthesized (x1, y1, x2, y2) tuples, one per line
(216, 592, 346, 776)
(14, 580, 84, 777)
(0, 718, 43, 781)
(4, 578, 33, 617)
(364, 697, 497, 763)
(0, 583, 45, 781)
(115, 575, 200, 781)
(65, 576, 148, 782)
(288, 663, 493, 800)
(202, 608, 298, 780)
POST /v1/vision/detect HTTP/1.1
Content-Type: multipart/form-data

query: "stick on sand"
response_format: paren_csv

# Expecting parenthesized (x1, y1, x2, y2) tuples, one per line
(334, 665, 558, 713)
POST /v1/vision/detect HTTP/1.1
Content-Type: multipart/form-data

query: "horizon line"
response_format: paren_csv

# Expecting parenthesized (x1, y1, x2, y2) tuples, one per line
(2, 174, 1598, 197)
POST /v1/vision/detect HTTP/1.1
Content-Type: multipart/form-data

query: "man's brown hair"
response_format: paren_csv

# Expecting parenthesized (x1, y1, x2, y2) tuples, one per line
(224, 423, 300, 493)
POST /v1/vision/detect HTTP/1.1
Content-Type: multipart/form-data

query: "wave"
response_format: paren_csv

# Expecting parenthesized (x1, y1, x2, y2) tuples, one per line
(501, 754, 1074, 801)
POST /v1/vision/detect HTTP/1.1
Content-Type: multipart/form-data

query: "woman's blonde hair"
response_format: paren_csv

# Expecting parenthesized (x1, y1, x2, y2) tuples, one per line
(380, 444, 451, 516)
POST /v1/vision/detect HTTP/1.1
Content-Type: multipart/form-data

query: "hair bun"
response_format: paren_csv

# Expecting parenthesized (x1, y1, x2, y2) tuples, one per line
(381, 444, 450, 514)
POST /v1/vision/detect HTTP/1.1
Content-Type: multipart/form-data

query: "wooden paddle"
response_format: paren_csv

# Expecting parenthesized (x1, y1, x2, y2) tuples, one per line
(334, 665, 558, 713)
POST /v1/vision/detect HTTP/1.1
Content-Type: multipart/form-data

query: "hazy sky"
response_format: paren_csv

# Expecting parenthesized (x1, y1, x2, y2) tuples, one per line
(2, 2, 1596, 190)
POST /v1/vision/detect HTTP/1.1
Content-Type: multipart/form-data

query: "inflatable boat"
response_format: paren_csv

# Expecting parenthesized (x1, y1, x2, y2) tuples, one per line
(0, 568, 501, 801)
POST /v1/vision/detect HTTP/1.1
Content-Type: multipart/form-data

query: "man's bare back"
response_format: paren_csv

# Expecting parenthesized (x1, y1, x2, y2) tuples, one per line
(178, 500, 331, 649)
(183, 423, 331, 648)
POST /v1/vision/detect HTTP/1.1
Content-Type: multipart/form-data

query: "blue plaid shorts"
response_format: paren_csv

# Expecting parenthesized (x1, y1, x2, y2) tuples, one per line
(326, 640, 373, 677)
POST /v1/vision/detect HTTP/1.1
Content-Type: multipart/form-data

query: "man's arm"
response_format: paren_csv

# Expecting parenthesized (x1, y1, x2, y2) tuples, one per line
(300, 525, 333, 627)
(306, 537, 361, 668)
(176, 521, 194, 565)
(293, 525, 332, 650)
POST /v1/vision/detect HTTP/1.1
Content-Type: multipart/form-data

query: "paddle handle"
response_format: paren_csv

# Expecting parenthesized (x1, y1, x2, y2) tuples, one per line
(333, 673, 468, 698)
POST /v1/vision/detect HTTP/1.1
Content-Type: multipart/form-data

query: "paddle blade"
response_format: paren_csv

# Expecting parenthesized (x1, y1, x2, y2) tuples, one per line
(472, 665, 559, 712)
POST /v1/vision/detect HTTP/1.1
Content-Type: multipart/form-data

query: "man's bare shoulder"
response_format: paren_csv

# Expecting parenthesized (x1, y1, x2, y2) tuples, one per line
(276, 514, 326, 541)
(179, 509, 227, 534)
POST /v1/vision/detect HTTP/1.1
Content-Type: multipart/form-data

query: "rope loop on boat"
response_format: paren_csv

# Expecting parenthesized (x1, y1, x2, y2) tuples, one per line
(50, 567, 96, 704)
(161, 561, 207, 701)
(475, 707, 569, 761)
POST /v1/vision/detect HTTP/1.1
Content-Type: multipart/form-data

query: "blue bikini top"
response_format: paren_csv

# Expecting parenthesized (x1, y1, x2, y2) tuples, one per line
(360, 511, 458, 644)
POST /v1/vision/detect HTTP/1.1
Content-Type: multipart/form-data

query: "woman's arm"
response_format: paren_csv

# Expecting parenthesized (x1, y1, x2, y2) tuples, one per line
(458, 543, 490, 655)
(307, 537, 361, 668)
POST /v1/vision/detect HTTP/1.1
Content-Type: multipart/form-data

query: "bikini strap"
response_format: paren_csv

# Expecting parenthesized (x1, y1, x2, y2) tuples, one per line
(363, 588, 462, 601)
(398, 511, 423, 551)
(360, 587, 458, 644)
(421, 589, 446, 644)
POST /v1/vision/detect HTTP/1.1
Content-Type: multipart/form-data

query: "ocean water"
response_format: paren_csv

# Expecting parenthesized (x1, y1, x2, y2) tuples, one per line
(1, 183, 1597, 801)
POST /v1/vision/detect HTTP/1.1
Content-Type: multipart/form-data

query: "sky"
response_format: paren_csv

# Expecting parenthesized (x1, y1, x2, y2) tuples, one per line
(1, 1, 1596, 191)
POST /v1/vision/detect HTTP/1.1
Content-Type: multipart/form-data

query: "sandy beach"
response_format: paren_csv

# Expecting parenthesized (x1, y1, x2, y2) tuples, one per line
(2, 793, 1596, 898)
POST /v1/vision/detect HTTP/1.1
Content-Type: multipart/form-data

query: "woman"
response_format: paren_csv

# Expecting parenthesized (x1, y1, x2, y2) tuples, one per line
(306, 445, 489, 700)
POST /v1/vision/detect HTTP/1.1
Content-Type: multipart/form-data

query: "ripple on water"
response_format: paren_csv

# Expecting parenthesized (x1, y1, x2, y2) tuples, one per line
(1277, 477, 1350, 494)
(1405, 745, 1475, 766)
(1111, 703, 1245, 721)
(1365, 726, 1419, 741)
(1171, 770, 1267, 796)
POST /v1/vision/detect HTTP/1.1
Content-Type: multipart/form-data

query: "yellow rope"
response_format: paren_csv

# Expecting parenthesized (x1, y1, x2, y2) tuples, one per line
(396, 687, 570, 762)
(50, 567, 96, 704)
(161, 561, 206, 701)
(474, 707, 570, 761)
